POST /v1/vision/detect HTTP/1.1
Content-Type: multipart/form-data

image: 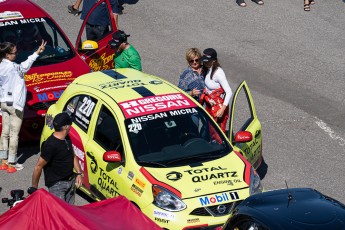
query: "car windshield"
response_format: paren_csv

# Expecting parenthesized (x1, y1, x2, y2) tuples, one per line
(125, 107, 231, 167)
(0, 18, 75, 65)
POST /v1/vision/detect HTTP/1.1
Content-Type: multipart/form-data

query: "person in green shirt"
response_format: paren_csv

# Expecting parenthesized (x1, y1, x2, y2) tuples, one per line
(109, 30, 142, 71)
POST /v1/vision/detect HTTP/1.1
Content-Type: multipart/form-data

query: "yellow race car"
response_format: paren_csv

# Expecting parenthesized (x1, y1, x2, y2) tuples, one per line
(40, 68, 263, 230)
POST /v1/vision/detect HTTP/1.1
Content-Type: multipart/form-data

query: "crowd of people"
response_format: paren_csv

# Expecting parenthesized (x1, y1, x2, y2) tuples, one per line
(0, 0, 233, 204)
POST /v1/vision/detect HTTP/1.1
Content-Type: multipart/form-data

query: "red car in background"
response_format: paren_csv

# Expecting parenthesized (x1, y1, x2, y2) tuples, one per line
(0, 0, 117, 141)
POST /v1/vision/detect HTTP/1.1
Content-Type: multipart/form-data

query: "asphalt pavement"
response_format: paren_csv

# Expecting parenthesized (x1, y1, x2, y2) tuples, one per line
(1, 0, 345, 215)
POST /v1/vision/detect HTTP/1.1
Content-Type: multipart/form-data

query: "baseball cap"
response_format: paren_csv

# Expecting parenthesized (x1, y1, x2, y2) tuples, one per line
(53, 112, 72, 130)
(111, 30, 130, 48)
(202, 48, 217, 62)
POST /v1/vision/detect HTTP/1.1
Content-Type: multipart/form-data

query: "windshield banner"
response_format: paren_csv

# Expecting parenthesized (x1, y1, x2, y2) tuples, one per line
(119, 93, 196, 118)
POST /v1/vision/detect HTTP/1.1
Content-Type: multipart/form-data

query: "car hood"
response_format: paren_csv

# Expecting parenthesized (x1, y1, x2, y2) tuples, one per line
(241, 188, 345, 228)
(24, 56, 90, 112)
(143, 152, 250, 199)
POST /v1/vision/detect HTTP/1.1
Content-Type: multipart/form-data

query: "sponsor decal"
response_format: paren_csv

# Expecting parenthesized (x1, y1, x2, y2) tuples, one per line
(72, 144, 85, 171)
(169, 108, 198, 116)
(0, 13, 41, 24)
(89, 53, 114, 71)
(153, 210, 175, 220)
(130, 112, 168, 123)
(37, 90, 64, 102)
(119, 93, 196, 119)
(87, 152, 98, 174)
(184, 166, 238, 183)
(45, 114, 54, 129)
(19, 18, 46, 24)
(98, 167, 119, 196)
(118, 167, 123, 174)
(199, 191, 240, 206)
(187, 218, 200, 224)
(243, 138, 259, 153)
(255, 130, 261, 138)
(131, 184, 143, 197)
(130, 109, 197, 124)
(100, 79, 147, 90)
(243, 138, 260, 163)
(135, 178, 146, 189)
(0, 11, 23, 22)
(155, 217, 170, 224)
(34, 85, 67, 93)
(213, 180, 234, 186)
(25, 71, 73, 86)
(149, 80, 163, 85)
(166, 171, 183, 181)
(128, 171, 134, 180)
(67, 103, 75, 114)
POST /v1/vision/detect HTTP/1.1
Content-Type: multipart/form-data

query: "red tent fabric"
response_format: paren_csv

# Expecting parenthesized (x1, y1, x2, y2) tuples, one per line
(0, 189, 162, 230)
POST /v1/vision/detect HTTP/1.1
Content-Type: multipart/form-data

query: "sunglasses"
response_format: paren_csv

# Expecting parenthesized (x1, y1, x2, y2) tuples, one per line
(189, 58, 200, 64)
(8, 52, 17, 55)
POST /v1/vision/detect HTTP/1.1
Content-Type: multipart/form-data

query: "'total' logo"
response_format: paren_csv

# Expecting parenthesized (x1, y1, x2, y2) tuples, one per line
(166, 171, 182, 181)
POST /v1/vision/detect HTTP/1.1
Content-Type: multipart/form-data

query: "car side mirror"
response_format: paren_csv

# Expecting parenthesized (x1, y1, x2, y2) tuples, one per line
(103, 150, 122, 163)
(234, 131, 253, 143)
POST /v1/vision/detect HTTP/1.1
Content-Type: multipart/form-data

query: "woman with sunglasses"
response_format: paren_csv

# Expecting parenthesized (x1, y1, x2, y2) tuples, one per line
(200, 48, 232, 134)
(178, 48, 206, 101)
(0, 40, 46, 173)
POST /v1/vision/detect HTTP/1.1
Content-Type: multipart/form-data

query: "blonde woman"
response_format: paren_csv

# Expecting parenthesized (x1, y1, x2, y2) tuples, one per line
(178, 48, 206, 101)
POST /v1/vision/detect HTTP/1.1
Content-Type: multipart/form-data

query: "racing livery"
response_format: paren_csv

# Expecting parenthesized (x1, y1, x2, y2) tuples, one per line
(40, 68, 263, 229)
(0, 0, 116, 141)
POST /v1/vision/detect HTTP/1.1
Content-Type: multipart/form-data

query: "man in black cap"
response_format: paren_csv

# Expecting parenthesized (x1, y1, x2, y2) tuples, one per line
(29, 112, 83, 204)
(109, 30, 142, 71)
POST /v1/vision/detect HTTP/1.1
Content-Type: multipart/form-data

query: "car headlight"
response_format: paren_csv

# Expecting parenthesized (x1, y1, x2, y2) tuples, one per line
(249, 167, 263, 195)
(152, 185, 186, 211)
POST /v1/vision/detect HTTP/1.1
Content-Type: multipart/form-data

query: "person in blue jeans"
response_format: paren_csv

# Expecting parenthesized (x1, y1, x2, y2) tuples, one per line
(80, 0, 119, 41)
(30, 113, 83, 204)
(69, 0, 139, 29)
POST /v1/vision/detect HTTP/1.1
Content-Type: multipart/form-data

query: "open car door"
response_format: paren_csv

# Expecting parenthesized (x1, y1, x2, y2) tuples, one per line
(76, 0, 117, 71)
(228, 81, 262, 170)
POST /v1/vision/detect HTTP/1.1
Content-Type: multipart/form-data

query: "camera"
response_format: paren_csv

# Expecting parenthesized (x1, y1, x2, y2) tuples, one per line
(1, 189, 25, 208)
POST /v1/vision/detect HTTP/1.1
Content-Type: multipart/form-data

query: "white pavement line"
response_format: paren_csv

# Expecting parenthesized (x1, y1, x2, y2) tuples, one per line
(315, 118, 345, 148)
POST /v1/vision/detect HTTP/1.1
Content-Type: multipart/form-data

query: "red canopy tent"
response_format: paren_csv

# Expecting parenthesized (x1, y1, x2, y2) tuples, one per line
(0, 189, 162, 230)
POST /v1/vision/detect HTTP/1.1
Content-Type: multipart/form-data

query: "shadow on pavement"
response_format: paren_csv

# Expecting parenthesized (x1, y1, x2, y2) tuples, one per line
(256, 157, 268, 180)
(17, 141, 40, 164)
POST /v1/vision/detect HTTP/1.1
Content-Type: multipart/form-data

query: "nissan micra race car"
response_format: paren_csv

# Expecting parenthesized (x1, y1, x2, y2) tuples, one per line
(0, 0, 117, 140)
(40, 68, 263, 229)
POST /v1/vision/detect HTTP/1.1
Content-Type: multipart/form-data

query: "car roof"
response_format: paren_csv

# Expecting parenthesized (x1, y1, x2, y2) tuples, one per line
(72, 68, 184, 103)
(0, 0, 47, 20)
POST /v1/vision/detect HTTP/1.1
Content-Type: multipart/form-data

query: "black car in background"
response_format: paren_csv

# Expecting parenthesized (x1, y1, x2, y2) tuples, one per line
(222, 188, 345, 230)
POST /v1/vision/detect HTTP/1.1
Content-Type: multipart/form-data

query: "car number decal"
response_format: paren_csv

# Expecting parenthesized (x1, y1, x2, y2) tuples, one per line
(78, 97, 95, 117)
(128, 123, 142, 133)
